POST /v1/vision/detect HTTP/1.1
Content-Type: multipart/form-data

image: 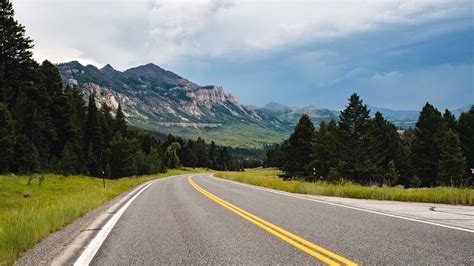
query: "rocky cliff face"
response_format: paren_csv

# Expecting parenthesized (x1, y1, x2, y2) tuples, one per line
(57, 61, 266, 130)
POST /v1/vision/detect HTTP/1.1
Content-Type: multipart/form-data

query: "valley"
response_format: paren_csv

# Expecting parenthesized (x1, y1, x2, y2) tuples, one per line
(57, 61, 472, 147)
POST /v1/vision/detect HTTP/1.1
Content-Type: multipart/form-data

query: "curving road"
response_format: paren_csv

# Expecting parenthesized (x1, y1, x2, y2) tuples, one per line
(85, 174, 473, 265)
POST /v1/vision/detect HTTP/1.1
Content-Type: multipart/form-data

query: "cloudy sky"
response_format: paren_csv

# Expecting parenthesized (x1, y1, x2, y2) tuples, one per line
(13, 0, 474, 110)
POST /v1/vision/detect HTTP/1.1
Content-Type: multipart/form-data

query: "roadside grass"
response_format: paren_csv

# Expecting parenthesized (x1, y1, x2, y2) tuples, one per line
(0, 168, 206, 265)
(213, 168, 474, 206)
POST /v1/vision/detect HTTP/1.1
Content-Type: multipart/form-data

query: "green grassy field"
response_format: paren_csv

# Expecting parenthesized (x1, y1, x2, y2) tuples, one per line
(135, 121, 288, 148)
(0, 168, 205, 265)
(214, 168, 474, 206)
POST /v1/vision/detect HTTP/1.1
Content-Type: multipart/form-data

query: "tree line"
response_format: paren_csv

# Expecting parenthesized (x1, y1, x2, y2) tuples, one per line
(266, 94, 473, 187)
(0, 0, 241, 178)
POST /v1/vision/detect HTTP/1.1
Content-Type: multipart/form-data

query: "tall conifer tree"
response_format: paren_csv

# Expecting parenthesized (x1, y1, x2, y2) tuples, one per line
(442, 109, 457, 132)
(311, 121, 338, 179)
(411, 103, 443, 186)
(114, 103, 127, 134)
(0, 0, 35, 104)
(438, 129, 467, 186)
(282, 114, 315, 178)
(336, 93, 375, 183)
(84, 94, 102, 176)
(366, 112, 402, 184)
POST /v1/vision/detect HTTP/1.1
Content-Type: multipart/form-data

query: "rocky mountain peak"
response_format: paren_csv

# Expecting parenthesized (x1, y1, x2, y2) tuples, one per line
(123, 63, 199, 90)
(57, 61, 264, 128)
(263, 102, 291, 113)
(101, 64, 116, 72)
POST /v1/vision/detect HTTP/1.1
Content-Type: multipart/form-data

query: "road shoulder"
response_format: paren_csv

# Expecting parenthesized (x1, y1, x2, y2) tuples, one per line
(14, 179, 156, 265)
(210, 174, 474, 232)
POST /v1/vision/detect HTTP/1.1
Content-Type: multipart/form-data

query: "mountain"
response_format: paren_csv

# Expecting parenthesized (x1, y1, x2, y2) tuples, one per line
(57, 61, 472, 147)
(367, 105, 419, 128)
(262, 102, 291, 113)
(452, 105, 473, 117)
(58, 61, 290, 147)
(250, 103, 339, 130)
(367, 104, 473, 128)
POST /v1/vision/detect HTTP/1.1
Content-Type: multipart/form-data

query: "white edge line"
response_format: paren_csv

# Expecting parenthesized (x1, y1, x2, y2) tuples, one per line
(74, 178, 161, 266)
(208, 174, 474, 234)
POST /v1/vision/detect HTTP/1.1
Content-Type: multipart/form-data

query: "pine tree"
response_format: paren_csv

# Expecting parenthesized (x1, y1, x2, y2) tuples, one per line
(40, 60, 63, 99)
(208, 141, 218, 169)
(180, 139, 196, 167)
(140, 133, 156, 154)
(99, 103, 114, 168)
(83, 95, 102, 176)
(458, 106, 474, 174)
(134, 149, 149, 175)
(65, 85, 87, 133)
(442, 109, 457, 132)
(384, 160, 400, 186)
(219, 147, 233, 170)
(165, 142, 181, 169)
(366, 112, 402, 184)
(41, 60, 71, 157)
(148, 147, 165, 173)
(0, 0, 35, 103)
(13, 135, 39, 173)
(0, 103, 14, 172)
(110, 133, 137, 178)
(85, 143, 97, 176)
(193, 137, 208, 167)
(264, 143, 286, 168)
(114, 103, 127, 134)
(438, 129, 467, 186)
(64, 85, 87, 173)
(336, 93, 374, 183)
(310, 121, 338, 179)
(61, 142, 79, 176)
(411, 103, 443, 187)
(282, 114, 315, 178)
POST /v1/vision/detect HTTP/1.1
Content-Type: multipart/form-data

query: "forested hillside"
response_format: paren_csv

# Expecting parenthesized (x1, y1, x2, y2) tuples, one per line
(0, 0, 241, 177)
(266, 94, 474, 187)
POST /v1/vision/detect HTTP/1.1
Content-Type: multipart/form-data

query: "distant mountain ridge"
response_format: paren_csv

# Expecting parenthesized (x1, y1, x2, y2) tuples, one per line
(255, 102, 473, 129)
(59, 61, 259, 124)
(57, 61, 292, 147)
(57, 61, 472, 147)
(251, 103, 339, 128)
(367, 104, 473, 128)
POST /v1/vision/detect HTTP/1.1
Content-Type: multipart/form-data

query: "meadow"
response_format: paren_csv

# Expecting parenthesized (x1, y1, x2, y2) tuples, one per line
(0, 169, 202, 265)
(214, 168, 474, 206)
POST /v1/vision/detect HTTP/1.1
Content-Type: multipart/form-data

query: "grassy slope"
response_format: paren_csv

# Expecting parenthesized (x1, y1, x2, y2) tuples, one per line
(0, 168, 206, 265)
(214, 168, 474, 205)
(134, 121, 287, 148)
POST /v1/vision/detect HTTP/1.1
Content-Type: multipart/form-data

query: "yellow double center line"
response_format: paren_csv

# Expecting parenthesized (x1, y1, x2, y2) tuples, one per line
(188, 176, 357, 266)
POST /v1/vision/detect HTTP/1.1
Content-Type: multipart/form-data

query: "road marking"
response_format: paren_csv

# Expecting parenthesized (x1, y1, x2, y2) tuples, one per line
(210, 175, 474, 234)
(74, 178, 162, 266)
(188, 176, 357, 266)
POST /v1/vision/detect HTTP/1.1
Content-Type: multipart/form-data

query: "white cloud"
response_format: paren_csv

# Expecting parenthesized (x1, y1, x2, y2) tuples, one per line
(13, 0, 472, 69)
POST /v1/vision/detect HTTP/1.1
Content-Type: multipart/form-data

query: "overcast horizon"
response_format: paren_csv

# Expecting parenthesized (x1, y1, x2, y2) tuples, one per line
(14, 0, 474, 110)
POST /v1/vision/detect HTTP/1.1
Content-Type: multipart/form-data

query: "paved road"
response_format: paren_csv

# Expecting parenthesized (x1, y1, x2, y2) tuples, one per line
(89, 174, 473, 265)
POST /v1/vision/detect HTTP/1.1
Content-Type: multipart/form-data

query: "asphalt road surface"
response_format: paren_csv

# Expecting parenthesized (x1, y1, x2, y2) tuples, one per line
(87, 174, 473, 265)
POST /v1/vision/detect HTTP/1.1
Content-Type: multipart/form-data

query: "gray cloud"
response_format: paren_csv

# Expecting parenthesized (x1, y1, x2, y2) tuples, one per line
(14, 0, 472, 69)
